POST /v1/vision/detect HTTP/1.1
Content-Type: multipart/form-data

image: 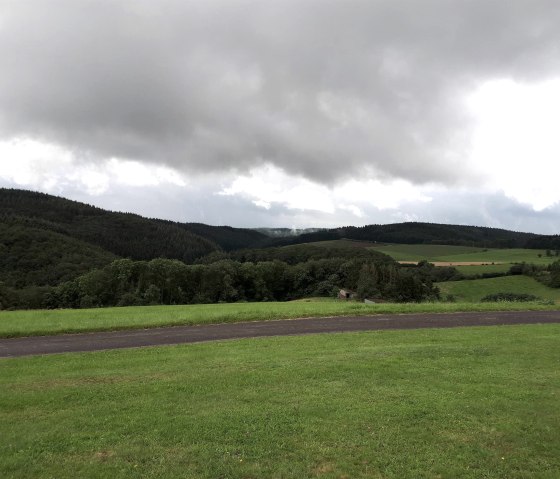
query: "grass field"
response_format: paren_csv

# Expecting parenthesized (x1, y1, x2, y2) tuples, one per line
(1, 324, 559, 478)
(309, 240, 556, 275)
(1, 300, 558, 338)
(370, 243, 553, 264)
(439, 275, 560, 302)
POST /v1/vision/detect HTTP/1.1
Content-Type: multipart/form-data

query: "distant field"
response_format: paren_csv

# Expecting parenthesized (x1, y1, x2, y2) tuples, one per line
(453, 263, 512, 275)
(372, 243, 487, 259)
(439, 275, 560, 303)
(1, 301, 558, 338)
(309, 239, 376, 249)
(308, 240, 554, 266)
(2, 324, 559, 478)
(370, 243, 552, 264)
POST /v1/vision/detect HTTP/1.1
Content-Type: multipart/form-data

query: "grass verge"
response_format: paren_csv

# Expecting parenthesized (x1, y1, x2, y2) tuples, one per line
(0, 300, 558, 338)
(1, 324, 559, 478)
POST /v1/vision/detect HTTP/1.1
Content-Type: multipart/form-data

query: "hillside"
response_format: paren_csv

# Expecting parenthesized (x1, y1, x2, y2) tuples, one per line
(0, 219, 118, 288)
(0, 189, 219, 263)
(274, 222, 546, 249)
(167, 222, 268, 251)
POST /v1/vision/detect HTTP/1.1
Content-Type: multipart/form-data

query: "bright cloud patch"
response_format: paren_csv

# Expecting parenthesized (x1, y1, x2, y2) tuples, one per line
(219, 165, 432, 216)
(467, 78, 560, 211)
(0, 138, 187, 195)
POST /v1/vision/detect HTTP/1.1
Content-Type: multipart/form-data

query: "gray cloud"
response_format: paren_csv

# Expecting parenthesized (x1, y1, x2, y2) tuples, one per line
(1, 0, 560, 184)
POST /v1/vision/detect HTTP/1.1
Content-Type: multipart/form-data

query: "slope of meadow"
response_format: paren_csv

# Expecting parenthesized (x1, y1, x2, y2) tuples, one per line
(370, 243, 551, 264)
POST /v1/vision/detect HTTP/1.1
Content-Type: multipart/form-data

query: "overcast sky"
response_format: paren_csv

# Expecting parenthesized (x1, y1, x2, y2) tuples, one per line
(1, 0, 560, 233)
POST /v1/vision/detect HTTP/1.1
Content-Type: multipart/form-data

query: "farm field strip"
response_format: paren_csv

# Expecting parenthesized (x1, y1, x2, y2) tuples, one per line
(371, 244, 552, 264)
(1, 325, 559, 478)
(308, 240, 556, 268)
(452, 263, 512, 275)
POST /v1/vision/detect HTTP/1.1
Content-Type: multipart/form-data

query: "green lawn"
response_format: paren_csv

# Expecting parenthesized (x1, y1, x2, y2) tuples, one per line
(439, 275, 560, 302)
(1, 301, 558, 338)
(1, 325, 559, 478)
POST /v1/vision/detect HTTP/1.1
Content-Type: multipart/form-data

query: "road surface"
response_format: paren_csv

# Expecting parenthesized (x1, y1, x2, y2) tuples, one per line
(1, 310, 560, 358)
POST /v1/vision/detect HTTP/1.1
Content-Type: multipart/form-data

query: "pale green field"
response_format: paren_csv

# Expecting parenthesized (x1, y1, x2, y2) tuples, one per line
(2, 325, 560, 478)
(308, 240, 555, 268)
(370, 243, 552, 264)
(439, 275, 560, 303)
(1, 301, 558, 338)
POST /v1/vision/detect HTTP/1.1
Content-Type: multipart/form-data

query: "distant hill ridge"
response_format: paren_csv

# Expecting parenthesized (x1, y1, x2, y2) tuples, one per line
(273, 222, 560, 250)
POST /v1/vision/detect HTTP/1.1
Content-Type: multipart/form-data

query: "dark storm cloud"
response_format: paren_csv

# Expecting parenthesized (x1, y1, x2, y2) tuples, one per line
(1, 0, 560, 184)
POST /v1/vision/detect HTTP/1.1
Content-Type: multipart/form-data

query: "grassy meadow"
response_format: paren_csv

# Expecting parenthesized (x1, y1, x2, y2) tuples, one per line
(1, 300, 558, 338)
(452, 263, 512, 275)
(310, 239, 556, 275)
(439, 275, 560, 303)
(371, 243, 554, 264)
(1, 324, 559, 478)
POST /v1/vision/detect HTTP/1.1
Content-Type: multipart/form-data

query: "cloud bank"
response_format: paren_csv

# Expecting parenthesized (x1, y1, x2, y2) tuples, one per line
(1, 0, 560, 232)
(2, 0, 560, 187)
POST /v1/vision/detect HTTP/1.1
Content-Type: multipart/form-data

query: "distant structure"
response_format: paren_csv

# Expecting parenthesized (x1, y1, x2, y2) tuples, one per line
(338, 289, 356, 300)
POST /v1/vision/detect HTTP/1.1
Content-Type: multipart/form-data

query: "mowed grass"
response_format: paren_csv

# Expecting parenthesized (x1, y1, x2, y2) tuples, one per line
(1, 300, 558, 338)
(1, 325, 560, 478)
(439, 275, 560, 302)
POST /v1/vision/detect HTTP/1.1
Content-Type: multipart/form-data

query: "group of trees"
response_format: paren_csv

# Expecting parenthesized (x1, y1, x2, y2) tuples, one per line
(42, 255, 440, 309)
(508, 261, 560, 288)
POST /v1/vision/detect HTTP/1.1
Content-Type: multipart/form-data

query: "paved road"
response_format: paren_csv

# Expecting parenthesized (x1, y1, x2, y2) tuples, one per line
(1, 310, 560, 358)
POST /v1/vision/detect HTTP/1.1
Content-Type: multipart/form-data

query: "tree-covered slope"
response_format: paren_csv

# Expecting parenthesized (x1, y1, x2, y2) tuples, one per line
(166, 222, 268, 251)
(0, 188, 219, 263)
(275, 222, 542, 248)
(197, 243, 395, 265)
(0, 219, 118, 287)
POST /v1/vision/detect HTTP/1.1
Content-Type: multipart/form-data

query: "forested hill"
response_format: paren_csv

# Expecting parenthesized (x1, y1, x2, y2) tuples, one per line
(163, 222, 268, 251)
(273, 222, 545, 249)
(0, 188, 220, 264)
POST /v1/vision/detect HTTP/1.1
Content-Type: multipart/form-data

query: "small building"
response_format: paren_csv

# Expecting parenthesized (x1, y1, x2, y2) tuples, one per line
(338, 289, 356, 300)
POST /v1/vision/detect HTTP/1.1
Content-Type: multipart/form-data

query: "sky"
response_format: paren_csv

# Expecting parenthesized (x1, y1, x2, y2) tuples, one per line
(1, 0, 560, 233)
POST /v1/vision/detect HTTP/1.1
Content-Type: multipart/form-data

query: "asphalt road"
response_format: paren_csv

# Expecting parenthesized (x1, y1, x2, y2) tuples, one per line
(2, 310, 560, 358)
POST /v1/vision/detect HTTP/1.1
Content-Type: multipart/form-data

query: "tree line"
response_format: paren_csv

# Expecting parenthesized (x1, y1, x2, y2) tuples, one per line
(23, 256, 440, 310)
